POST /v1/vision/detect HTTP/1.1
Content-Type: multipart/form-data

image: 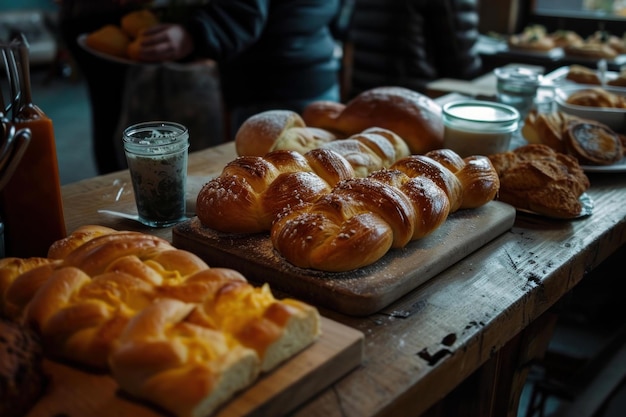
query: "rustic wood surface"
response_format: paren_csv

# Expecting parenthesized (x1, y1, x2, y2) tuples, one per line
(27, 317, 364, 417)
(171, 203, 515, 316)
(58, 126, 626, 416)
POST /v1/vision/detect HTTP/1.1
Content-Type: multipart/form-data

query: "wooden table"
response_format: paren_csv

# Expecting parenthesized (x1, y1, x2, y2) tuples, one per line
(60, 126, 626, 417)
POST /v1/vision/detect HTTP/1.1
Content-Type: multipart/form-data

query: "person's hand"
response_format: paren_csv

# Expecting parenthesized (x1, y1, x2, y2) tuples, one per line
(134, 24, 195, 62)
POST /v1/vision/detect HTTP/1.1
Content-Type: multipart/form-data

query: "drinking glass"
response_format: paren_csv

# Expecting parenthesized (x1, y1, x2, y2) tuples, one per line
(494, 66, 543, 120)
(123, 121, 189, 227)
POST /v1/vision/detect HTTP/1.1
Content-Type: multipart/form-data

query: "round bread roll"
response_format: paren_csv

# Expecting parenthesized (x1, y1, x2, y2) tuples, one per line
(85, 24, 131, 58)
(120, 9, 159, 39)
(303, 87, 445, 154)
(0, 318, 46, 417)
(235, 110, 306, 156)
(301, 101, 346, 134)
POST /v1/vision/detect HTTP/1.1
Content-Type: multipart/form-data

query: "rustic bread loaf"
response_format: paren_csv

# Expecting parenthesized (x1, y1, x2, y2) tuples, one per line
(302, 86, 444, 154)
(0, 317, 47, 417)
(0, 227, 322, 417)
(269, 152, 499, 271)
(522, 109, 624, 165)
(488, 144, 590, 218)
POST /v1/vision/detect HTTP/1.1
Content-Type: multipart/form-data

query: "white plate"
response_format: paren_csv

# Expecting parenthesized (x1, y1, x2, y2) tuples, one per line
(581, 157, 626, 173)
(554, 84, 626, 132)
(77, 33, 144, 66)
(542, 66, 621, 87)
(516, 193, 594, 219)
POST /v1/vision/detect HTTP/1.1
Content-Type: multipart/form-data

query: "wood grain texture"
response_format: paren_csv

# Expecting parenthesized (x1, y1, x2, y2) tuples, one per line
(26, 317, 363, 417)
(58, 138, 626, 417)
(172, 202, 516, 316)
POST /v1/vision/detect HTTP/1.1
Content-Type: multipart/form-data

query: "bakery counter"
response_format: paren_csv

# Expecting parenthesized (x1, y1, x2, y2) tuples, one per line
(59, 137, 626, 417)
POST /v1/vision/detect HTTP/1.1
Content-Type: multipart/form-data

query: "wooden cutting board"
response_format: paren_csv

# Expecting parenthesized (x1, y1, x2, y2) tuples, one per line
(173, 201, 516, 316)
(26, 316, 363, 417)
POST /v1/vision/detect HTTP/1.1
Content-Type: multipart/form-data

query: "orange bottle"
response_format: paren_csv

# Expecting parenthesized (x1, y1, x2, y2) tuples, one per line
(0, 39, 66, 257)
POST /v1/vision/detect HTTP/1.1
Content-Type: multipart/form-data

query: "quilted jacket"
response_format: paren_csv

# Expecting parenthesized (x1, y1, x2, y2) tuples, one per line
(348, 0, 483, 98)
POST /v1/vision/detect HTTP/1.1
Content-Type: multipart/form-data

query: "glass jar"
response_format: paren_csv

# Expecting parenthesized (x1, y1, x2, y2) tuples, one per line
(123, 121, 190, 227)
(442, 100, 519, 157)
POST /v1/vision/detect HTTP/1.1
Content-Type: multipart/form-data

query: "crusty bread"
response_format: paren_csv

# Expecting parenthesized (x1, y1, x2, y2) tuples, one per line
(0, 227, 322, 417)
(563, 122, 624, 165)
(302, 86, 444, 154)
(109, 298, 261, 417)
(197, 130, 411, 234)
(236, 110, 311, 156)
(269, 151, 499, 271)
(564, 42, 619, 60)
(0, 317, 46, 417)
(565, 87, 626, 108)
(522, 109, 624, 165)
(565, 65, 601, 85)
(488, 144, 590, 218)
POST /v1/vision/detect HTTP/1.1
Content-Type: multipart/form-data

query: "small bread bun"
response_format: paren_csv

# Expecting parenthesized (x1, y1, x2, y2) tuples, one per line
(120, 9, 159, 39)
(301, 101, 347, 134)
(565, 65, 601, 85)
(235, 110, 307, 156)
(85, 24, 131, 58)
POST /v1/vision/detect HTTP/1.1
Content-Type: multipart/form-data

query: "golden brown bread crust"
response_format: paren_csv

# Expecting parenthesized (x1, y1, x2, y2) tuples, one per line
(269, 150, 499, 271)
(426, 149, 501, 209)
(196, 149, 354, 233)
(48, 225, 118, 259)
(303, 86, 444, 154)
(300, 101, 346, 134)
(235, 110, 308, 156)
(565, 87, 626, 108)
(1, 258, 62, 320)
(564, 42, 619, 59)
(488, 144, 590, 218)
(0, 226, 322, 417)
(563, 122, 624, 165)
(197, 134, 412, 235)
(109, 298, 261, 417)
(508, 33, 555, 51)
(522, 109, 624, 165)
(565, 65, 601, 85)
(390, 155, 464, 212)
(0, 317, 46, 417)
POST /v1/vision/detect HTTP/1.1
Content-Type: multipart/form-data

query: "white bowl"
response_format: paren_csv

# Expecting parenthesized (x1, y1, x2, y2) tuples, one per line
(554, 85, 626, 132)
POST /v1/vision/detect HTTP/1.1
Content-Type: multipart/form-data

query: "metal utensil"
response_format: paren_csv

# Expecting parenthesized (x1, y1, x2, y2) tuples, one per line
(0, 126, 30, 190)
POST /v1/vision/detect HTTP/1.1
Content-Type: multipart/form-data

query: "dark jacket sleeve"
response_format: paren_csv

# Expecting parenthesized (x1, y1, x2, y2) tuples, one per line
(184, 0, 269, 61)
(348, 0, 482, 97)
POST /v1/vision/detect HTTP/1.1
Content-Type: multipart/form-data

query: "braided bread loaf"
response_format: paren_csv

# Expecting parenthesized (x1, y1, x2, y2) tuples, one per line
(197, 129, 410, 235)
(270, 152, 499, 271)
(0, 225, 321, 417)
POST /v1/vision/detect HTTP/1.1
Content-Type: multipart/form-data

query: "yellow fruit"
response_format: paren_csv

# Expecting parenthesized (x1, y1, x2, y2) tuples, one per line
(121, 9, 159, 39)
(85, 24, 131, 58)
(127, 36, 143, 61)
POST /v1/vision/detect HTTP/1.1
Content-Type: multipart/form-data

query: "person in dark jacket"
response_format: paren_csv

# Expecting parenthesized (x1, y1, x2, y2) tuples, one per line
(347, 0, 482, 98)
(59, 0, 341, 174)
(134, 0, 342, 138)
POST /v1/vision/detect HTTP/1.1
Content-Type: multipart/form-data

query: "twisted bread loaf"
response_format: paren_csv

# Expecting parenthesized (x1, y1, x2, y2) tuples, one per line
(199, 129, 412, 234)
(109, 298, 261, 417)
(270, 152, 500, 272)
(302, 86, 444, 154)
(0, 226, 321, 417)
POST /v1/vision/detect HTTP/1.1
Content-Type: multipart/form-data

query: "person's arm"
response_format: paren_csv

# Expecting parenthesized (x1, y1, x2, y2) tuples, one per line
(135, 0, 270, 62)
